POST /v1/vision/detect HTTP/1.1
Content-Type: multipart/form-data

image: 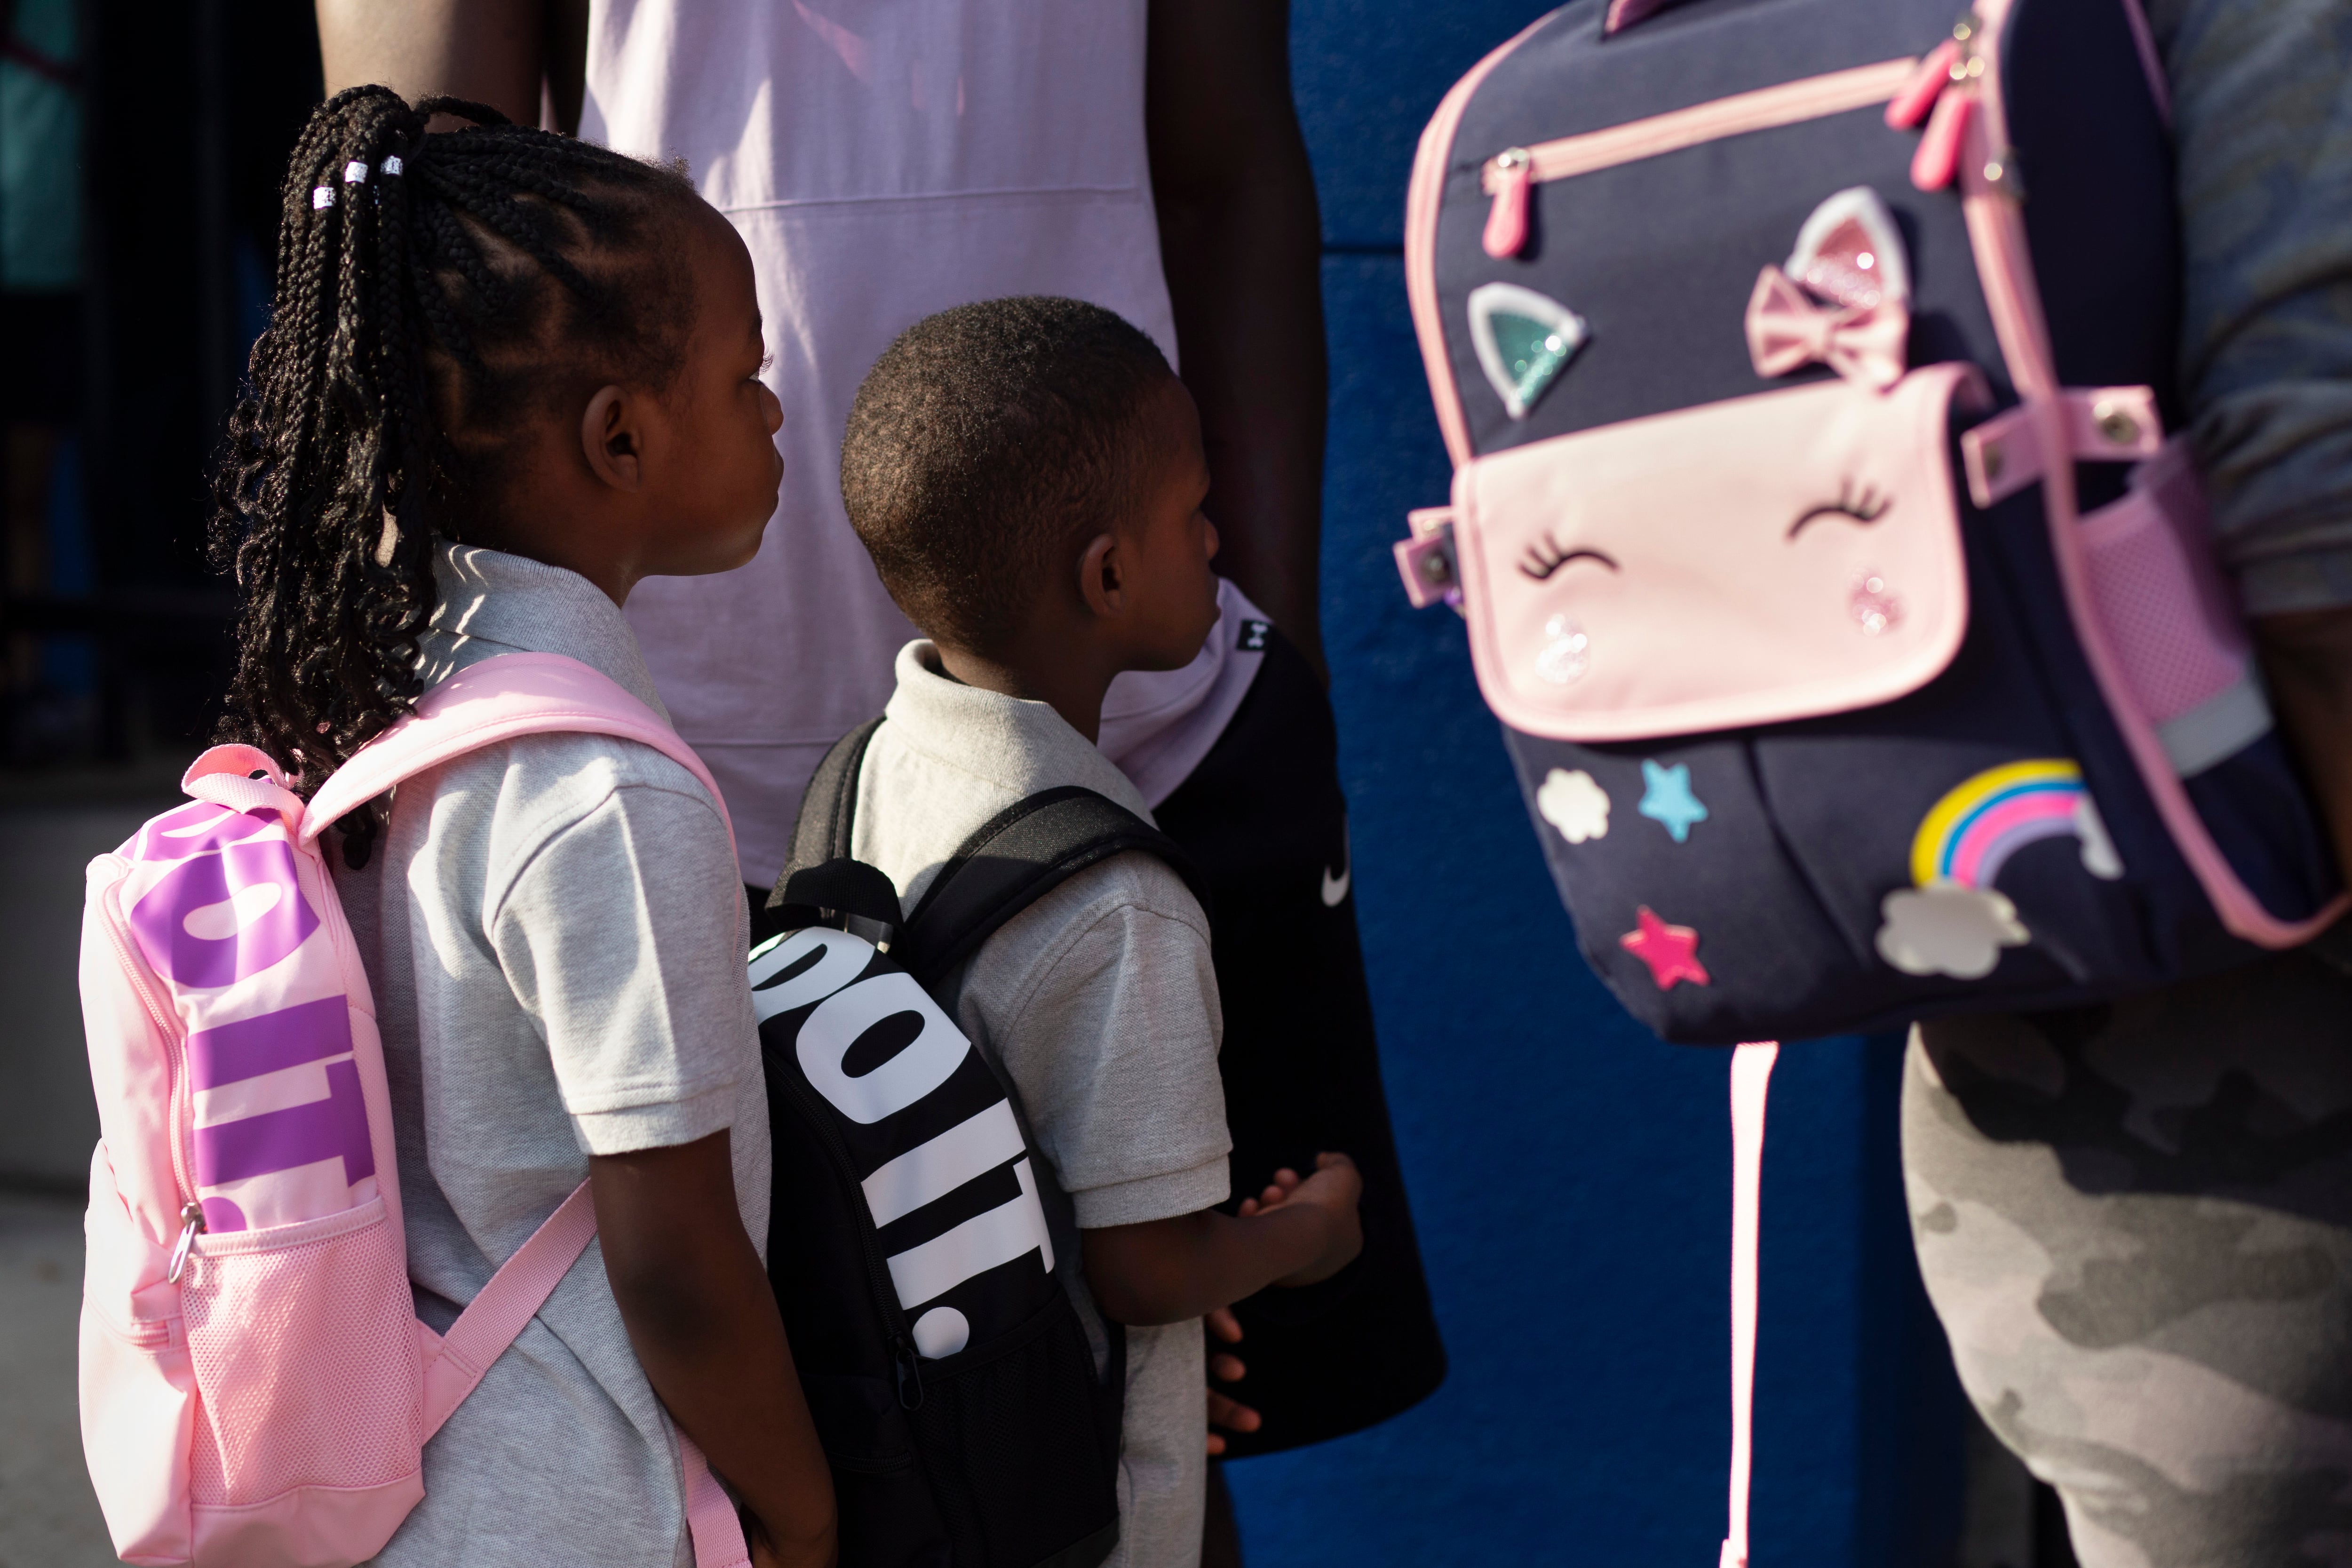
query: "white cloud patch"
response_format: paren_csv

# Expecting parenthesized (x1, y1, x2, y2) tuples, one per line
(1538, 768, 1610, 844)
(1875, 881, 2030, 979)
(2074, 795, 2123, 880)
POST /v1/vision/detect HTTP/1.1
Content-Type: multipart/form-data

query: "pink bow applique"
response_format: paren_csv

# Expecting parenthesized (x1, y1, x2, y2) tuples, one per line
(1744, 265, 1909, 392)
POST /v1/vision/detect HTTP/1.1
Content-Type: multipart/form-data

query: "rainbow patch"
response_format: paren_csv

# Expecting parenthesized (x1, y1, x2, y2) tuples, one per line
(1909, 759, 2089, 889)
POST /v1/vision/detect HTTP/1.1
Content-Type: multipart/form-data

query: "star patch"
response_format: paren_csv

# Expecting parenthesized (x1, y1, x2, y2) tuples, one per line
(1238, 619, 1271, 653)
(1468, 282, 1588, 421)
(1637, 759, 1709, 843)
(1620, 906, 1709, 990)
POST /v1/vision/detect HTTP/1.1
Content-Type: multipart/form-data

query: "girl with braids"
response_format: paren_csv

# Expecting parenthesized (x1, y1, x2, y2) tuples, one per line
(211, 88, 834, 1568)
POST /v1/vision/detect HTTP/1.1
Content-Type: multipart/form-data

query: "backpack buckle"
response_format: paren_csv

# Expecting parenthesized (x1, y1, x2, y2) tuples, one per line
(1395, 509, 1462, 612)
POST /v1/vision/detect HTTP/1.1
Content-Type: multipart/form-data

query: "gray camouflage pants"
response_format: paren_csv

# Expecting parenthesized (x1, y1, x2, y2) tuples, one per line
(1906, 944, 2352, 1568)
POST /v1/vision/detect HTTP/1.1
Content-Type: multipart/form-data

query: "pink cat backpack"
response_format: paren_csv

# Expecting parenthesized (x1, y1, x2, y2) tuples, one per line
(76, 652, 751, 1568)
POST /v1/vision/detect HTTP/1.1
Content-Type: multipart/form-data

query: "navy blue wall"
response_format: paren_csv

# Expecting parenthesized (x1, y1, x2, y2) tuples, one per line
(1219, 7, 1967, 1562)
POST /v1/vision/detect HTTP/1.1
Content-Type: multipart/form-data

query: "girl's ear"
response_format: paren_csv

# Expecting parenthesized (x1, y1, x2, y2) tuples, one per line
(1078, 531, 1123, 619)
(580, 383, 645, 490)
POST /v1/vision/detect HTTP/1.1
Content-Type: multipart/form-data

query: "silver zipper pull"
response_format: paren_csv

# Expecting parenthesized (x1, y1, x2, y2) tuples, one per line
(167, 1201, 206, 1284)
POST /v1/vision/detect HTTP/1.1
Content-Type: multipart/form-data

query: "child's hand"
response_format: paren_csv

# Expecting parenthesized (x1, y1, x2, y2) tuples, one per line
(1270, 1153, 1363, 1288)
(1205, 1306, 1260, 1455)
(1237, 1168, 1303, 1216)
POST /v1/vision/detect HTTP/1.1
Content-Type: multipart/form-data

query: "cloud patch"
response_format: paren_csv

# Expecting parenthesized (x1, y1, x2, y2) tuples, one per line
(1537, 768, 1610, 844)
(2074, 795, 2123, 880)
(1875, 881, 2029, 979)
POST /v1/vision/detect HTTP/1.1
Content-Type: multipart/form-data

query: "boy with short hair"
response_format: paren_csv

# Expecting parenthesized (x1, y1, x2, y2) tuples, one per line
(837, 295, 1365, 1568)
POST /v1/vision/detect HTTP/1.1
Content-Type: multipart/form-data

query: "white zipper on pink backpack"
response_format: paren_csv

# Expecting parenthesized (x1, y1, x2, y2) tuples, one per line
(1478, 56, 1921, 257)
(95, 870, 203, 1275)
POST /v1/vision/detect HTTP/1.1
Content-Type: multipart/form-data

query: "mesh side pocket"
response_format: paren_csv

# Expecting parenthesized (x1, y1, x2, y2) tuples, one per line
(179, 1198, 421, 1504)
(2078, 442, 2249, 728)
(908, 1296, 1119, 1568)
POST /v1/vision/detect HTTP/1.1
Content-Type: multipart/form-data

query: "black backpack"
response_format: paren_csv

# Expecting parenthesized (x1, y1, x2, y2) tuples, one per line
(755, 719, 1210, 1568)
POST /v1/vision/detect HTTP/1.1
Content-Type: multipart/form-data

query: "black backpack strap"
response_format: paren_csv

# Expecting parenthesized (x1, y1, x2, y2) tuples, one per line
(894, 785, 1196, 1435)
(896, 785, 1211, 992)
(768, 716, 884, 914)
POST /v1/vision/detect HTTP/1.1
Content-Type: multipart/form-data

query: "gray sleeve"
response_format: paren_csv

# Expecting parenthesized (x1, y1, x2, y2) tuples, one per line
(2151, 0, 2352, 614)
(967, 864, 1233, 1230)
(490, 781, 761, 1156)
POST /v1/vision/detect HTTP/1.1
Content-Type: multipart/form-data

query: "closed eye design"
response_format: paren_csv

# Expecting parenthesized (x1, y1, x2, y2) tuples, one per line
(1788, 480, 1891, 539)
(1518, 532, 1621, 581)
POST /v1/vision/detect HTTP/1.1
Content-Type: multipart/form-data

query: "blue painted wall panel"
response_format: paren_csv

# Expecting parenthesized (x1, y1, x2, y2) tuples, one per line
(1292, 1, 1557, 247)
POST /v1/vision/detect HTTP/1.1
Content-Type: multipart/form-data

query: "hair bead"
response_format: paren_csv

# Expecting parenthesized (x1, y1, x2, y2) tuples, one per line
(381, 155, 404, 176)
(311, 185, 336, 209)
(342, 160, 369, 184)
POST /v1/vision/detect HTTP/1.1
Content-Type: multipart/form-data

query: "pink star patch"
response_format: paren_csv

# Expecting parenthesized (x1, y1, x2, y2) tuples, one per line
(1620, 905, 1710, 990)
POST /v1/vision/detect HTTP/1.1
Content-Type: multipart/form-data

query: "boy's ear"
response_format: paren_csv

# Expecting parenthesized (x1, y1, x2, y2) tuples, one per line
(1078, 531, 1123, 619)
(580, 384, 645, 492)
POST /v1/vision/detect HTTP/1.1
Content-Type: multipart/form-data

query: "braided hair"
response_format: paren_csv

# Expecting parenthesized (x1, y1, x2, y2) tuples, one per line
(210, 86, 698, 860)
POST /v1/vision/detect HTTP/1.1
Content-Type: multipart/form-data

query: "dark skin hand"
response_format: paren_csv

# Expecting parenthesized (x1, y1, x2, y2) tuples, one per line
(2256, 609, 2352, 877)
(1205, 1306, 1258, 1455)
(1200, 1161, 1350, 1452)
(1147, 0, 1331, 684)
(591, 1134, 836, 1568)
(1082, 1154, 1364, 1327)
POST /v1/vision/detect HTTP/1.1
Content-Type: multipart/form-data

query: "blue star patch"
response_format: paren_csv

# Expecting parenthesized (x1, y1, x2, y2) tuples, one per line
(1637, 759, 1709, 844)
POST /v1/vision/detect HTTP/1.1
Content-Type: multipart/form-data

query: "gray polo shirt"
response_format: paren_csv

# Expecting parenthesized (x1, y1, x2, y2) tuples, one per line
(343, 543, 771, 1568)
(853, 640, 1232, 1568)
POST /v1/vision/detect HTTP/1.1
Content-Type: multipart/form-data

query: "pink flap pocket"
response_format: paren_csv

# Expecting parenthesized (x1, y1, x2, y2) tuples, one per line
(1452, 363, 1985, 742)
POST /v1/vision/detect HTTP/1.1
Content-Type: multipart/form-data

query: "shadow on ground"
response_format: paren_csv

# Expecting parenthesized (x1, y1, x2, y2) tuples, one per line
(0, 1190, 113, 1567)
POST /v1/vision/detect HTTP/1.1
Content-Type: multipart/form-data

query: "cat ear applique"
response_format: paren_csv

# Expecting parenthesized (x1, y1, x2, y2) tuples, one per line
(1784, 186, 1908, 311)
(1469, 282, 1589, 420)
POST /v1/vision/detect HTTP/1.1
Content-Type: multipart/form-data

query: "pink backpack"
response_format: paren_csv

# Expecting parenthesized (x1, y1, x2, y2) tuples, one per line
(77, 652, 753, 1568)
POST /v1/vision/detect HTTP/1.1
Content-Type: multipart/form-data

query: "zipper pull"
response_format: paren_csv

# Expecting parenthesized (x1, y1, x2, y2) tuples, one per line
(1910, 78, 1973, 191)
(1482, 148, 1534, 259)
(1885, 38, 1959, 129)
(893, 1335, 926, 1411)
(167, 1201, 206, 1285)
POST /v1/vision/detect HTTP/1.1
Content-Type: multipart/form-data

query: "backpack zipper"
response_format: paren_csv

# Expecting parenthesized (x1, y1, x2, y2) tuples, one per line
(1884, 12, 2004, 193)
(96, 870, 200, 1243)
(1478, 54, 1922, 257)
(167, 1201, 207, 1284)
(774, 1058, 926, 1410)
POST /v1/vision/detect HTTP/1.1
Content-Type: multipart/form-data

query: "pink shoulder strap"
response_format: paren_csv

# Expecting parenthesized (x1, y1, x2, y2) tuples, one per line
(421, 1185, 748, 1567)
(302, 651, 735, 855)
(1720, 1042, 1778, 1568)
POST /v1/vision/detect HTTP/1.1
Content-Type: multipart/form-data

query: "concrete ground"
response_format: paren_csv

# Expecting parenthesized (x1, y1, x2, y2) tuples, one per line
(0, 1190, 112, 1567)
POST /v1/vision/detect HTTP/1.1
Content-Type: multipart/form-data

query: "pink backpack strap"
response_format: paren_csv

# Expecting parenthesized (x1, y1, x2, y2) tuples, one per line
(420, 1181, 599, 1438)
(419, 1182, 750, 1567)
(1720, 1042, 1779, 1568)
(302, 651, 735, 856)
